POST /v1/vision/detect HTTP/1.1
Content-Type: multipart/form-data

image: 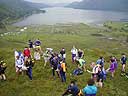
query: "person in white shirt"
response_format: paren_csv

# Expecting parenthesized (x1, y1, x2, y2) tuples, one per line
(71, 46, 78, 63)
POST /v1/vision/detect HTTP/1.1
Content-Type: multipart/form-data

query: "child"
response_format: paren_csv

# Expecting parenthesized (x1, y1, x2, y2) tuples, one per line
(0, 61, 7, 81)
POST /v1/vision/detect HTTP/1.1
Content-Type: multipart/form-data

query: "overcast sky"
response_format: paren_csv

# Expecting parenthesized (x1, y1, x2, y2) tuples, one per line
(25, 0, 82, 4)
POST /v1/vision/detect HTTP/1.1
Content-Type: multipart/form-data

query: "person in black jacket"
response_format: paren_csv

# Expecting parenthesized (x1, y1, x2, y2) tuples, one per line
(0, 61, 7, 81)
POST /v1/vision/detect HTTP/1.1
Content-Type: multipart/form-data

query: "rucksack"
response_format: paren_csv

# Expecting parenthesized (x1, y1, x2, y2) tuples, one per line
(99, 69, 107, 80)
(73, 68, 83, 75)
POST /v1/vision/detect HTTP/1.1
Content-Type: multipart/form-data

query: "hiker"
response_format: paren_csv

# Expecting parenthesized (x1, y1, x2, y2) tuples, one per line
(60, 48, 66, 62)
(96, 56, 104, 68)
(15, 56, 24, 75)
(110, 56, 118, 69)
(0, 61, 7, 81)
(50, 54, 60, 79)
(87, 62, 101, 82)
(71, 46, 78, 63)
(106, 59, 116, 79)
(72, 58, 86, 76)
(77, 58, 86, 71)
(43, 48, 53, 67)
(62, 81, 80, 96)
(120, 53, 127, 75)
(34, 39, 42, 54)
(82, 78, 97, 96)
(28, 40, 33, 49)
(34, 49, 41, 60)
(78, 49, 84, 59)
(25, 58, 35, 80)
(59, 60, 66, 82)
(23, 47, 31, 62)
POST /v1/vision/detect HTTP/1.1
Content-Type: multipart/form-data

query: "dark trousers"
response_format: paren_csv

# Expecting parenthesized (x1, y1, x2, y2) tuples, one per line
(27, 67, 32, 80)
(60, 71, 66, 82)
(52, 68, 59, 77)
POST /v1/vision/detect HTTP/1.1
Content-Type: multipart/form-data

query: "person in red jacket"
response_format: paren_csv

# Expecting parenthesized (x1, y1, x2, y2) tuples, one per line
(23, 47, 31, 62)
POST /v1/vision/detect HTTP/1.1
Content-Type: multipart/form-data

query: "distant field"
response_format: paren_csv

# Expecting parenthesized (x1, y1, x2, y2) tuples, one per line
(0, 22, 128, 96)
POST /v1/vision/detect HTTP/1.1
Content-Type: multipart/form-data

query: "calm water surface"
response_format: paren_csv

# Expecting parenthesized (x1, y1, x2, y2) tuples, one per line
(13, 7, 128, 26)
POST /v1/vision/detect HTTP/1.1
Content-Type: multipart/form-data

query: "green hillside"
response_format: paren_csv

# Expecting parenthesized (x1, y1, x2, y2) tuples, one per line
(0, 22, 128, 96)
(0, 0, 50, 28)
(67, 0, 128, 12)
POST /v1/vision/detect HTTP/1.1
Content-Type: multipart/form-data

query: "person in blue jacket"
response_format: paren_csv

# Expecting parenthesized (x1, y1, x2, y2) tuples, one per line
(82, 79, 97, 96)
(120, 53, 127, 74)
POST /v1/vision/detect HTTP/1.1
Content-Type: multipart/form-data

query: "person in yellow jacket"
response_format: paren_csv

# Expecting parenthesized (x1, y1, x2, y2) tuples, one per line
(59, 60, 66, 82)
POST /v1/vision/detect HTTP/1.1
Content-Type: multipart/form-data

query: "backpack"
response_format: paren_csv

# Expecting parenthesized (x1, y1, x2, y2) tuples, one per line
(99, 68, 107, 80)
(73, 68, 83, 75)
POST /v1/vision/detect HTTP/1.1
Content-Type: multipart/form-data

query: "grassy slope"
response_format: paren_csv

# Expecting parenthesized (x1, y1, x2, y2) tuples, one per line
(0, 22, 128, 96)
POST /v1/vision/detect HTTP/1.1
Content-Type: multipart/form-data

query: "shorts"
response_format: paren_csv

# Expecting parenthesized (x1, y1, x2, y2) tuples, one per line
(16, 67, 22, 72)
(122, 63, 126, 65)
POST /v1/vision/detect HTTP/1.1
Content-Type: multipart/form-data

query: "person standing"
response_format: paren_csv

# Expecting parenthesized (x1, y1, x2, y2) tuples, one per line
(60, 48, 66, 62)
(26, 58, 34, 80)
(120, 53, 127, 75)
(23, 47, 31, 62)
(96, 56, 104, 68)
(106, 59, 116, 79)
(59, 60, 66, 82)
(28, 40, 33, 49)
(78, 49, 84, 59)
(71, 46, 78, 63)
(0, 61, 7, 81)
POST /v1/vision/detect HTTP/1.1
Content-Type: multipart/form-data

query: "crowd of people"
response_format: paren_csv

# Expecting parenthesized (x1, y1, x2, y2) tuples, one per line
(0, 39, 127, 96)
